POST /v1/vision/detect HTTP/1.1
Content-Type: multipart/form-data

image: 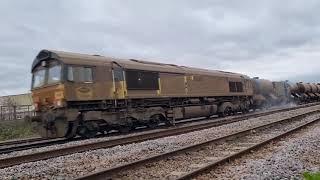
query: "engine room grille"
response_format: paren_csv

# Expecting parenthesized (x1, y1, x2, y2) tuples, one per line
(126, 70, 159, 90)
(229, 81, 244, 92)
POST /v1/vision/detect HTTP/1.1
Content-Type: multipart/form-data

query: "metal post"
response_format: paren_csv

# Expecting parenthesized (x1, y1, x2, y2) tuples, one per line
(28, 105, 30, 117)
(13, 106, 17, 120)
(0, 106, 2, 121)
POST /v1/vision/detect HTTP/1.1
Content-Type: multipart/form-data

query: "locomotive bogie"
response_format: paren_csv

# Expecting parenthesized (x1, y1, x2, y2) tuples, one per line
(32, 108, 79, 138)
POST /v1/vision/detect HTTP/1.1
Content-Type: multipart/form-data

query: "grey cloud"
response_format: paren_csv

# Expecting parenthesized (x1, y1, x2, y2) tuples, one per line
(1, 0, 320, 94)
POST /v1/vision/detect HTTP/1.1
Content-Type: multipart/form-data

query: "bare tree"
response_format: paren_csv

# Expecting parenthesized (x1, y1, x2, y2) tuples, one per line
(1, 97, 17, 120)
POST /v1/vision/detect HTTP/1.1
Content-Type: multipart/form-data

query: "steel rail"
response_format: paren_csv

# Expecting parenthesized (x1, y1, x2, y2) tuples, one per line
(0, 102, 317, 154)
(0, 137, 45, 147)
(177, 117, 320, 180)
(0, 103, 318, 169)
(75, 110, 320, 180)
(0, 138, 70, 154)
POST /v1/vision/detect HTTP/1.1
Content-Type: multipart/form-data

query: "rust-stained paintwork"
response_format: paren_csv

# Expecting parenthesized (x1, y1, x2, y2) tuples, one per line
(32, 84, 65, 108)
(32, 49, 253, 107)
(31, 49, 256, 138)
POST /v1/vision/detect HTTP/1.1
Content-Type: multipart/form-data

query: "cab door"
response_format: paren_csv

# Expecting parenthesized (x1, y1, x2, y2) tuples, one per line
(112, 62, 127, 99)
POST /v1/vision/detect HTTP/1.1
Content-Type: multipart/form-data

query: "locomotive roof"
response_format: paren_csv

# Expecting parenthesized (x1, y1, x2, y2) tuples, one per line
(32, 49, 250, 79)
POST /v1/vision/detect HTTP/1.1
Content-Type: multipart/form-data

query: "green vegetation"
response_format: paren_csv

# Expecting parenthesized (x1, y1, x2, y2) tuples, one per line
(0, 119, 37, 141)
(304, 172, 320, 180)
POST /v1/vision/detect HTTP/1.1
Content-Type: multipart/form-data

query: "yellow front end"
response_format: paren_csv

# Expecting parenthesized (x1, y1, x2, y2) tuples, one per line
(32, 84, 66, 112)
(31, 84, 74, 138)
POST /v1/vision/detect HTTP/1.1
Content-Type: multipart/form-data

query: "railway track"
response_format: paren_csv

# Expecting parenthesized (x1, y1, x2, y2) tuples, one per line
(0, 137, 69, 154)
(0, 137, 44, 147)
(75, 109, 320, 180)
(0, 102, 318, 156)
(0, 104, 318, 170)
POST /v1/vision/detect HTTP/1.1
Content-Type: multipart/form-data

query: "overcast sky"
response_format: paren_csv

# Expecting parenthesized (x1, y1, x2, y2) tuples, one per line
(1, 0, 320, 95)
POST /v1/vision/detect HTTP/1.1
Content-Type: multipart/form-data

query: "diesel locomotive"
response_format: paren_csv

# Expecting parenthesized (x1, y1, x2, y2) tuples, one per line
(31, 50, 254, 138)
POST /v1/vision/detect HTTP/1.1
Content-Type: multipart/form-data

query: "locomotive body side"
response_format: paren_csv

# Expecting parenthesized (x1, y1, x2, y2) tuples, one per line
(31, 50, 254, 138)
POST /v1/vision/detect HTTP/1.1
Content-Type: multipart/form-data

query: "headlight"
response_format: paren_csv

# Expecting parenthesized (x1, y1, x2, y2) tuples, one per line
(54, 99, 65, 107)
(34, 102, 40, 111)
(57, 100, 62, 107)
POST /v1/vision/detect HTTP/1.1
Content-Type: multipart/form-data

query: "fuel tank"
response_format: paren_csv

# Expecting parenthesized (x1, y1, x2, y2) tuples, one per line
(173, 105, 218, 119)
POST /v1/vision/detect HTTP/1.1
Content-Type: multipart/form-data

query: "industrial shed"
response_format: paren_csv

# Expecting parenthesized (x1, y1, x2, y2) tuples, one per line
(0, 93, 34, 120)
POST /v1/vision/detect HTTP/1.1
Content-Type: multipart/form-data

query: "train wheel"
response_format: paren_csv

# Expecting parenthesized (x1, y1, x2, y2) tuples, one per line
(77, 121, 99, 138)
(241, 104, 250, 114)
(225, 107, 233, 116)
(218, 102, 234, 117)
(159, 114, 173, 126)
(164, 120, 173, 126)
(219, 106, 232, 117)
(36, 122, 50, 138)
(55, 118, 71, 137)
(148, 115, 161, 129)
(241, 101, 250, 114)
(242, 108, 250, 114)
(65, 120, 79, 139)
(119, 126, 131, 133)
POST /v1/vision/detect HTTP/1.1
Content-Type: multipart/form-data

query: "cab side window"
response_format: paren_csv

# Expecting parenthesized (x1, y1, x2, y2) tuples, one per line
(67, 66, 74, 81)
(113, 67, 124, 82)
(68, 66, 94, 83)
(82, 67, 93, 82)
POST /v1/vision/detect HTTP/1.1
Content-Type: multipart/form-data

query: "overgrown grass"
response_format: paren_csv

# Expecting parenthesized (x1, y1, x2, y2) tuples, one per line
(0, 119, 37, 141)
(304, 172, 320, 180)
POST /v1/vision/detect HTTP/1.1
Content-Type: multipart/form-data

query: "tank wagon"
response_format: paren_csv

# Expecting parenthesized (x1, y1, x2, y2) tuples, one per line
(31, 50, 254, 138)
(289, 82, 320, 102)
(309, 83, 320, 98)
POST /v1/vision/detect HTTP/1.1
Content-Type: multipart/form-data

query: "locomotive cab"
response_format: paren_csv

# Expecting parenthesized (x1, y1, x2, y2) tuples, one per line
(31, 51, 71, 138)
(32, 58, 65, 110)
(31, 50, 99, 138)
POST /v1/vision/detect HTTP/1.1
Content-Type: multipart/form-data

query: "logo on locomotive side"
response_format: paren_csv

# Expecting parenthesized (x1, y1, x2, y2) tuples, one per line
(76, 87, 93, 99)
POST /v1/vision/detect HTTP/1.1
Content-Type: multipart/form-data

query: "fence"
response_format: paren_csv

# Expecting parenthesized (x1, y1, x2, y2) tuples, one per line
(0, 105, 35, 121)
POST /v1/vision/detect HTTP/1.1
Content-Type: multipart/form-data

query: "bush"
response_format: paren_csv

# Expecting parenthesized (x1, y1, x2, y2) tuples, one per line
(303, 172, 320, 180)
(0, 119, 37, 141)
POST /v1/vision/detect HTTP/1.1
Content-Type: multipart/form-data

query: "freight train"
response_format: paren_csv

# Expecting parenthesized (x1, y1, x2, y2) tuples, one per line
(30, 50, 319, 138)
